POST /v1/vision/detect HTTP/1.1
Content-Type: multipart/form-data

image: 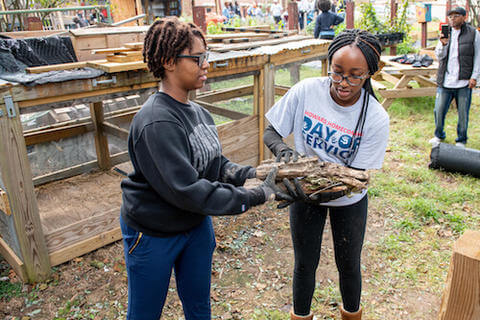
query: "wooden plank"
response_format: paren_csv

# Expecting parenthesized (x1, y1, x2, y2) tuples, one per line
(370, 79, 387, 90)
(393, 75, 413, 90)
(380, 71, 401, 85)
(0, 101, 51, 282)
(135, 0, 144, 25)
(73, 36, 107, 50)
(33, 151, 129, 186)
(194, 100, 249, 120)
(26, 62, 88, 74)
(106, 54, 142, 63)
(208, 55, 268, 79)
(24, 122, 94, 146)
(196, 85, 254, 103)
(254, 69, 265, 161)
(110, 0, 138, 27)
(124, 42, 143, 49)
(275, 84, 290, 96)
(90, 102, 111, 170)
(211, 36, 312, 52)
(17, 82, 157, 108)
(106, 33, 142, 49)
(91, 47, 136, 55)
(104, 106, 141, 124)
(263, 64, 275, 160)
(44, 208, 120, 253)
(102, 121, 129, 140)
(207, 32, 272, 40)
(413, 75, 437, 87)
(5, 71, 158, 104)
(86, 60, 148, 73)
(377, 87, 437, 99)
(0, 188, 11, 215)
(0, 236, 27, 281)
(49, 227, 122, 267)
(438, 230, 480, 320)
(217, 115, 259, 165)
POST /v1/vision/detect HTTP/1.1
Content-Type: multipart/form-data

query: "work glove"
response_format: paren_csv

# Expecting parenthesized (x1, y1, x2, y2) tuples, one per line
(259, 168, 295, 205)
(277, 177, 346, 208)
(275, 147, 302, 163)
(246, 167, 256, 179)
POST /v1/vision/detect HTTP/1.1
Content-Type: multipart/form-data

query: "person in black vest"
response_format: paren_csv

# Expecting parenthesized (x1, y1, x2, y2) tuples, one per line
(429, 6, 480, 148)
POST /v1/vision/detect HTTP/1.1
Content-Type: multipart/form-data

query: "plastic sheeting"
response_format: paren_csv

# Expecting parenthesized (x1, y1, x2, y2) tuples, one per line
(0, 35, 105, 86)
(0, 67, 105, 86)
(429, 142, 480, 177)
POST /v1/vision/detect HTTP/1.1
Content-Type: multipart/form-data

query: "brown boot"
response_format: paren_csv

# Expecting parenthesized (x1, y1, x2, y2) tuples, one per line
(340, 306, 362, 320)
(290, 307, 313, 320)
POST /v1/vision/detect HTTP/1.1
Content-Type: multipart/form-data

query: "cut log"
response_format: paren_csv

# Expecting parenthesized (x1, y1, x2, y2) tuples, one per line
(438, 230, 480, 320)
(249, 157, 369, 195)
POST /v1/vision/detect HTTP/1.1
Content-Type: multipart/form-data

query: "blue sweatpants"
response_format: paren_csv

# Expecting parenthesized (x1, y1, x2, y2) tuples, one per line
(120, 215, 216, 320)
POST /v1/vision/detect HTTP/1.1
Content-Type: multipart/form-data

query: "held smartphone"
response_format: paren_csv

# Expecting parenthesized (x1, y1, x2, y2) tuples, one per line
(441, 24, 450, 38)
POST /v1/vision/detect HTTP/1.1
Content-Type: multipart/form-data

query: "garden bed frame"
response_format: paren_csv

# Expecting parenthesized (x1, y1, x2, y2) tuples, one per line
(0, 39, 329, 283)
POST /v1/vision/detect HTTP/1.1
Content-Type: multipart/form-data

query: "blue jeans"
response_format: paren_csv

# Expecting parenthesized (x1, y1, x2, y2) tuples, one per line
(120, 215, 216, 320)
(433, 86, 472, 143)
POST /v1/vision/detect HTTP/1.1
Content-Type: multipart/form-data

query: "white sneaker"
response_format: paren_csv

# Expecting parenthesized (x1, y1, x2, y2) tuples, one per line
(456, 142, 466, 148)
(429, 136, 441, 145)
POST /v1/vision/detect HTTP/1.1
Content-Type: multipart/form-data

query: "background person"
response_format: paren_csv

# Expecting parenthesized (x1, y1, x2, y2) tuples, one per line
(120, 17, 287, 320)
(429, 6, 480, 148)
(264, 29, 389, 320)
(314, 0, 344, 40)
(271, 0, 283, 25)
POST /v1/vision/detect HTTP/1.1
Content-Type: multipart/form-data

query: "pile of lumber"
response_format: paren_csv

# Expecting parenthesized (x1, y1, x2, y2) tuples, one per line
(91, 42, 143, 63)
(251, 157, 369, 196)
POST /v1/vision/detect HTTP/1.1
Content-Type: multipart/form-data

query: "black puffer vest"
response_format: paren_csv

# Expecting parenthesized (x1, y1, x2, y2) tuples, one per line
(437, 23, 476, 87)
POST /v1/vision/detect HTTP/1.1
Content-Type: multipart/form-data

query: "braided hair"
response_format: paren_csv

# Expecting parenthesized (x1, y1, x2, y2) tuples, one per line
(327, 29, 382, 166)
(327, 29, 381, 100)
(143, 17, 207, 79)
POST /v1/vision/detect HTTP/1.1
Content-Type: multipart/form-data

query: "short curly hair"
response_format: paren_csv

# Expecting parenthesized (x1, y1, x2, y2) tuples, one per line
(143, 17, 207, 79)
(318, 0, 331, 12)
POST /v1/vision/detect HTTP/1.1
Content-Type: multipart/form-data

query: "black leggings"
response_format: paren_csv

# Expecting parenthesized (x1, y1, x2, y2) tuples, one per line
(290, 195, 368, 315)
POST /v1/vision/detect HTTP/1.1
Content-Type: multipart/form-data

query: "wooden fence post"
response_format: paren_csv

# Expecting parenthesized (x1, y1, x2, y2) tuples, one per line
(288, 1, 298, 31)
(90, 101, 111, 170)
(261, 63, 275, 160)
(0, 95, 50, 283)
(346, 0, 355, 29)
(438, 230, 480, 320)
(193, 6, 207, 34)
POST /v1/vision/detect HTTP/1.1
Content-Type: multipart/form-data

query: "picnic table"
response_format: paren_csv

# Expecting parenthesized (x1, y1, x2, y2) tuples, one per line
(372, 55, 439, 109)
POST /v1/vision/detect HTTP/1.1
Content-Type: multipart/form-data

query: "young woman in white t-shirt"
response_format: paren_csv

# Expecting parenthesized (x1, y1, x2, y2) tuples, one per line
(264, 29, 389, 320)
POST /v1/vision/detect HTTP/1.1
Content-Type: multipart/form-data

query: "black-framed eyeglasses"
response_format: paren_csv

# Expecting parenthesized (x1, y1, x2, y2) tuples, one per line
(328, 71, 368, 86)
(177, 52, 209, 67)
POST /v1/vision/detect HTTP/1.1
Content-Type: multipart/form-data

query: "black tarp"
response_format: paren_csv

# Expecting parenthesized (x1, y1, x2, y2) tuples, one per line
(0, 35, 105, 86)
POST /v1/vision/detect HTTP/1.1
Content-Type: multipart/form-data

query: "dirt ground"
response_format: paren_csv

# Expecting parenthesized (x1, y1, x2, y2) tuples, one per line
(0, 191, 440, 319)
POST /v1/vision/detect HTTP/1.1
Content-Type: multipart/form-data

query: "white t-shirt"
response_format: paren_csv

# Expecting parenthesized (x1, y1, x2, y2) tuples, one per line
(266, 77, 390, 206)
(271, 3, 283, 17)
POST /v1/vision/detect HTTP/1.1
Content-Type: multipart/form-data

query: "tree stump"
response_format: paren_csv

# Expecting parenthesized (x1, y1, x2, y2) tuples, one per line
(248, 157, 369, 196)
(438, 230, 480, 320)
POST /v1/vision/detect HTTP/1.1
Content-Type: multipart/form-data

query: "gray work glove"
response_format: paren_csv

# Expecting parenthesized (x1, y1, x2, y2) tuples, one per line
(246, 167, 256, 179)
(275, 147, 302, 163)
(259, 168, 295, 205)
(277, 178, 347, 208)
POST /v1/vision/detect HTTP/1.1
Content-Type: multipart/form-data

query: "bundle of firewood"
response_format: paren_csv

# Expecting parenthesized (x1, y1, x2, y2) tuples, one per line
(250, 157, 369, 196)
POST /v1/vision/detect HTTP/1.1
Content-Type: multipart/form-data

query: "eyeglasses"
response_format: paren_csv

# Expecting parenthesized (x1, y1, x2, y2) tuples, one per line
(177, 52, 209, 67)
(328, 71, 368, 86)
